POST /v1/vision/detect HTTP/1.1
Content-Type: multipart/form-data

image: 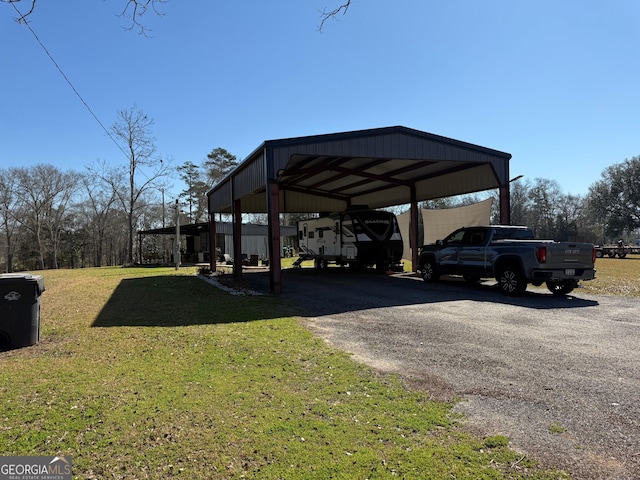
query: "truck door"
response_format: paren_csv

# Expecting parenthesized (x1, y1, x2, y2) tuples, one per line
(458, 229, 488, 274)
(438, 229, 464, 273)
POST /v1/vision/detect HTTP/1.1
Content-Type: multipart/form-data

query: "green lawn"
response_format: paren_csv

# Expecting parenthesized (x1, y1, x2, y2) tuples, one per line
(1, 267, 569, 479)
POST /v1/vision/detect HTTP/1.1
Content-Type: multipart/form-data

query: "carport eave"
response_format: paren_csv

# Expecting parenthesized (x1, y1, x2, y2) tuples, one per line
(207, 126, 512, 214)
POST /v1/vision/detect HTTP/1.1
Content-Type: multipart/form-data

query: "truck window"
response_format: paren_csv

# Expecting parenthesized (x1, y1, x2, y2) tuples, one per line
(464, 231, 485, 245)
(444, 230, 465, 245)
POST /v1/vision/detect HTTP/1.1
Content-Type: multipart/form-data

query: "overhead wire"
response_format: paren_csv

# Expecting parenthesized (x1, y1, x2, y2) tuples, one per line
(9, 2, 131, 161)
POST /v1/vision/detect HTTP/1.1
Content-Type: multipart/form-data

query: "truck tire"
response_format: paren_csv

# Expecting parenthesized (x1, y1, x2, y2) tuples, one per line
(497, 264, 526, 296)
(546, 280, 576, 295)
(420, 258, 440, 282)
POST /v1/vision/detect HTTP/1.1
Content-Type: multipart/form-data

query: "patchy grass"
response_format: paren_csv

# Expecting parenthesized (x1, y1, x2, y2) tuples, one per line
(580, 255, 640, 297)
(549, 424, 567, 435)
(0, 267, 567, 479)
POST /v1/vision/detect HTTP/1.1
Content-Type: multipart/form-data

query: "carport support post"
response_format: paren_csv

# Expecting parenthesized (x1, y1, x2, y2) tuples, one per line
(138, 232, 143, 264)
(499, 184, 511, 225)
(410, 188, 419, 271)
(233, 199, 242, 280)
(208, 215, 217, 273)
(266, 180, 282, 294)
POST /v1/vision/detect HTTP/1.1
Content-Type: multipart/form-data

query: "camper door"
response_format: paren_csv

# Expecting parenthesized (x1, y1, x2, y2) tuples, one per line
(299, 223, 309, 252)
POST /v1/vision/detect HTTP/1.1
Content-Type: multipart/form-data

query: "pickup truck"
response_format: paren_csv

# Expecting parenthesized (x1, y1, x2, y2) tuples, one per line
(417, 226, 596, 295)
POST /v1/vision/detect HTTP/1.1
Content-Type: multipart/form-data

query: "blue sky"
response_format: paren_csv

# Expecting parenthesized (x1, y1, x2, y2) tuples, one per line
(2, 0, 639, 199)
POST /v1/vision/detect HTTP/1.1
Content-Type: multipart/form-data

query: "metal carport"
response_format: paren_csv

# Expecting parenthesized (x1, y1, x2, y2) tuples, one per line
(207, 126, 512, 293)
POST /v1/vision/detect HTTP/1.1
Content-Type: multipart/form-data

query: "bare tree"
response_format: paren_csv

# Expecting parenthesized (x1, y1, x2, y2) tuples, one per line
(80, 170, 119, 266)
(554, 193, 584, 241)
(43, 170, 81, 269)
(104, 106, 171, 264)
(0, 168, 21, 272)
(5, 1, 347, 33)
(118, 0, 167, 34)
(509, 178, 532, 226)
(527, 178, 563, 238)
(3, 0, 166, 34)
(319, 0, 352, 30)
(13, 165, 79, 269)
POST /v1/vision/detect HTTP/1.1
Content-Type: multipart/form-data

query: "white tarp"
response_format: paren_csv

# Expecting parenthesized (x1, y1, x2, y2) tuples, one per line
(396, 211, 412, 261)
(397, 198, 493, 260)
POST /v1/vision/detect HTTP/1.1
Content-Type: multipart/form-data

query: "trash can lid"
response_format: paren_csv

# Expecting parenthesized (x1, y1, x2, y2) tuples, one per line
(0, 273, 45, 294)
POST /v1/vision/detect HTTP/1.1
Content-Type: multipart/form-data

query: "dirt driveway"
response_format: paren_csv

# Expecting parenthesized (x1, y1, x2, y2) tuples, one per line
(243, 268, 640, 479)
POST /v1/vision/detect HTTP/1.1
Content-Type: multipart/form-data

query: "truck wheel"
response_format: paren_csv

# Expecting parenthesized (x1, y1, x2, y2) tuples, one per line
(546, 280, 576, 295)
(420, 259, 440, 282)
(497, 264, 526, 296)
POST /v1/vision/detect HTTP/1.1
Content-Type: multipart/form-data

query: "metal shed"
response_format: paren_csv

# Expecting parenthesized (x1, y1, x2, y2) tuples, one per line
(138, 222, 297, 264)
(207, 126, 513, 293)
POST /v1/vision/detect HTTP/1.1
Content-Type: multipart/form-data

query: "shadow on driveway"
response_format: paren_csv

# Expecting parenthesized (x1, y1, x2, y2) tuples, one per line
(239, 268, 599, 318)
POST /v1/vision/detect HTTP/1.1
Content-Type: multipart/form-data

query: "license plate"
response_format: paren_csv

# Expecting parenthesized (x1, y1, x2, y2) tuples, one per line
(565, 268, 575, 276)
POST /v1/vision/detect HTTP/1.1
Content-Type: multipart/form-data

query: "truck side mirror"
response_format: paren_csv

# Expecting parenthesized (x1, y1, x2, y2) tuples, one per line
(436, 240, 444, 247)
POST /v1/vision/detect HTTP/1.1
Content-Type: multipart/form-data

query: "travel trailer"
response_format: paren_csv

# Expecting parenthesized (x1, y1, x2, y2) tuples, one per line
(296, 208, 403, 270)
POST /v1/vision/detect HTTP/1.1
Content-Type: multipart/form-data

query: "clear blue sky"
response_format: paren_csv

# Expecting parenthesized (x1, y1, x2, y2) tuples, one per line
(2, 0, 639, 199)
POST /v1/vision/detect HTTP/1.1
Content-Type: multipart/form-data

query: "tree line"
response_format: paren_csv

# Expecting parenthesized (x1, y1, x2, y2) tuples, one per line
(420, 157, 640, 245)
(1, 109, 638, 273)
(0, 106, 238, 273)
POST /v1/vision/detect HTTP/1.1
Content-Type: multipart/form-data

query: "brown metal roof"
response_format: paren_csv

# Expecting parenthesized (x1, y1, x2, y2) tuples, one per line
(208, 126, 511, 214)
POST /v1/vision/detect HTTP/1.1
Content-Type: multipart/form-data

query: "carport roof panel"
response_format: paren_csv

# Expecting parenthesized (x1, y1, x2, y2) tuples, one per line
(208, 126, 511, 213)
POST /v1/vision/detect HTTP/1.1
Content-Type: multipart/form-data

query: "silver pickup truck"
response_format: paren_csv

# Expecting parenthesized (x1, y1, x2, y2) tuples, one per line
(417, 226, 596, 295)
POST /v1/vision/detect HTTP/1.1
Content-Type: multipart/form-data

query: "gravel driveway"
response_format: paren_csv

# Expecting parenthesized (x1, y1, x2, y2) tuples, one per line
(242, 268, 639, 479)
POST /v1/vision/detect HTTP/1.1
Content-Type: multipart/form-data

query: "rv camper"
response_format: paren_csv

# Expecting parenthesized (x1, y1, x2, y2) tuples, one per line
(296, 208, 403, 270)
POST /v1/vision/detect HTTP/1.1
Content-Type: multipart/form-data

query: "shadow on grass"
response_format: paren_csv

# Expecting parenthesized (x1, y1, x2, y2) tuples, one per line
(92, 275, 289, 327)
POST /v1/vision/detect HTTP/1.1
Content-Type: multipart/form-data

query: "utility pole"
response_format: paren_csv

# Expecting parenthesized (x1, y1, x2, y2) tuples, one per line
(175, 199, 181, 270)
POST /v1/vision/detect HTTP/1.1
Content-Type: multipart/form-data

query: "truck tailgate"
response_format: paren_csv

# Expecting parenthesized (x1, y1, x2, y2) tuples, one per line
(546, 243, 594, 268)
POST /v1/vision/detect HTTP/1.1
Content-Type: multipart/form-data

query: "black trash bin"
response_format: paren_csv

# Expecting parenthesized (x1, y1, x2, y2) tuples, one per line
(0, 274, 45, 350)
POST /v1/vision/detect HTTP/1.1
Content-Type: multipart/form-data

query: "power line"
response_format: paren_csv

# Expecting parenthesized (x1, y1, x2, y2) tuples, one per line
(9, 2, 130, 161)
